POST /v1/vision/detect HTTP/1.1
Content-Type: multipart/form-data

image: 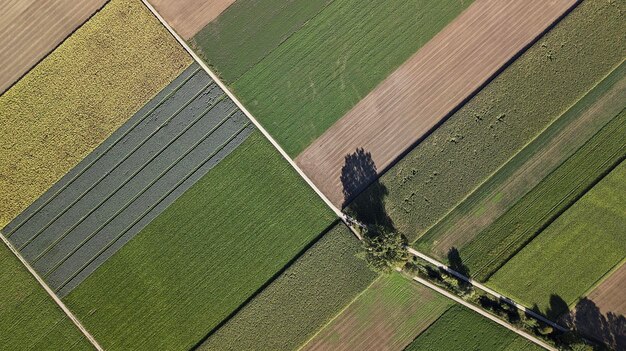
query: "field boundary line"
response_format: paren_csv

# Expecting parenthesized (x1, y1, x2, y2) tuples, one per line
(407, 272, 556, 351)
(140, 0, 345, 222)
(0, 231, 103, 351)
(578, 256, 626, 306)
(407, 247, 568, 332)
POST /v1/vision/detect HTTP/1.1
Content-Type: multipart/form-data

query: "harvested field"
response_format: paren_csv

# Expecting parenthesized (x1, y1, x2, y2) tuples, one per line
(405, 305, 542, 351)
(232, 0, 474, 157)
(0, 0, 191, 229)
(351, 0, 626, 241)
(416, 59, 626, 261)
(487, 160, 626, 317)
(150, 0, 235, 39)
(3, 65, 254, 297)
(587, 263, 626, 317)
(0, 0, 107, 93)
(191, 0, 333, 83)
(64, 132, 336, 350)
(0, 242, 90, 350)
(297, 0, 578, 207)
(301, 274, 452, 351)
(462, 107, 626, 281)
(200, 223, 377, 351)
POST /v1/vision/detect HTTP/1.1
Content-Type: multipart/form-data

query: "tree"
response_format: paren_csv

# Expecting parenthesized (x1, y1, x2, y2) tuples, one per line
(362, 225, 409, 273)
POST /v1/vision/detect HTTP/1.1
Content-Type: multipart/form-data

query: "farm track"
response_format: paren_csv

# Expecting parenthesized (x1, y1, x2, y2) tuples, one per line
(296, 0, 579, 207)
(149, 0, 235, 39)
(3, 64, 254, 296)
(0, 0, 108, 93)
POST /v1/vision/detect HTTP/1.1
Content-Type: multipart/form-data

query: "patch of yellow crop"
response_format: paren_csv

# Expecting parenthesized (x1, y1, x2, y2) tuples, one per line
(0, 0, 192, 227)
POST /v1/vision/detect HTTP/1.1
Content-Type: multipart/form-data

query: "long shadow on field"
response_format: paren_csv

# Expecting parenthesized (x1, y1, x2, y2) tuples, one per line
(341, 148, 393, 230)
(562, 297, 626, 350)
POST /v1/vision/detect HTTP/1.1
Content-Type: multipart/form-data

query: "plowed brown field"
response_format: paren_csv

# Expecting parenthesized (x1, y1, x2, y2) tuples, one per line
(296, 0, 579, 207)
(149, 0, 235, 39)
(0, 0, 107, 94)
(587, 263, 626, 317)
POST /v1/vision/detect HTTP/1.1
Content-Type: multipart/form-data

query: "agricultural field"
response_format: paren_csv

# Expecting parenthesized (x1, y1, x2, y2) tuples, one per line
(0, 0, 107, 93)
(0, 0, 191, 229)
(63, 132, 336, 350)
(200, 223, 377, 351)
(487, 160, 626, 317)
(462, 107, 626, 281)
(416, 58, 626, 261)
(351, 0, 626, 241)
(150, 0, 235, 39)
(301, 274, 453, 351)
(0, 242, 90, 350)
(296, 0, 578, 207)
(586, 263, 626, 317)
(404, 305, 543, 351)
(3, 64, 254, 297)
(191, 0, 333, 83)
(228, 0, 475, 156)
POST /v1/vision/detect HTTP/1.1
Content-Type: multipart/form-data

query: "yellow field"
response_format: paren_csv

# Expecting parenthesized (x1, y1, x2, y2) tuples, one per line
(0, 0, 191, 227)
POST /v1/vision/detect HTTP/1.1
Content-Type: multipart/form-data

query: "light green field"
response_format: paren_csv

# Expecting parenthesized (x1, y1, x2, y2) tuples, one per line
(301, 274, 453, 351)
(488, 160, 626, 318)
(191, 0, 333, 83)
(200, 223, 377, 351)
(405, 305, 542, 351)
(0, 0, 191, 229)
(229, 0, 473, 156)
(351, 0, 626, 242)
(64, 131, 336, 350)
(415, 59, 626, 263)
(0, 242, 91, 350)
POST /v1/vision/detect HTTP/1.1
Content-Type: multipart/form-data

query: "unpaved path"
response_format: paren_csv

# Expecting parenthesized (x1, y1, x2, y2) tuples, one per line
(0, 0, 107, 93)
(296, 0, 579, 207)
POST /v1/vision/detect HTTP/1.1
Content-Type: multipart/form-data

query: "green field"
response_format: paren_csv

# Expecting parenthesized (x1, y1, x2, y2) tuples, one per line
(228, 0, 473, 156)
(415, 59, 626, 261)
(301, 274, 452, 351)
(405, 305, 543, 351)
(0, 242, 90, 350)
(200, 223, 377, 351)
(191, 0, 333, 83)
(64, 131, 336, 350)
(462, 107, 626, 281)
(352, 0, 626, 242)
(0, 0, 191, 229)
(487, 161, 626, 317)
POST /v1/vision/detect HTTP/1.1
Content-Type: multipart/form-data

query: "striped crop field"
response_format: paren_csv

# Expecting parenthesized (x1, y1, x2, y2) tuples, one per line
(0, 0, 191, 229)
(3, 64, 253, 297)
(63, 132, 336, 350)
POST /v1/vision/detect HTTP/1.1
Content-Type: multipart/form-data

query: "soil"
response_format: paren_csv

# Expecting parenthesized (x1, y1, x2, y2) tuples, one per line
(149, 0, 235, 39)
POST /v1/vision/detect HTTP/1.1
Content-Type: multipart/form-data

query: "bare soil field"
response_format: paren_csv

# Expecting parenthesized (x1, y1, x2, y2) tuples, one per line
(418, 60, 626, 259)
(587, 263, 626, 317)
(150, 0, 235, 39)
(296, 0, 578, 207)
(0, 0, 107, 93)
(302, 274, 452, 351)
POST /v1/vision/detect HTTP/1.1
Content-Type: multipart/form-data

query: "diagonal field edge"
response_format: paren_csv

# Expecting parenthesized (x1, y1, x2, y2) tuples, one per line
(139, 0, 346, 223)
(0, 232, 104, 351)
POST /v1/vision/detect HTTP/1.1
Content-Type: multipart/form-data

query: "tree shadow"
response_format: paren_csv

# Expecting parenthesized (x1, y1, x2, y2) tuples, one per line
(564, 297, 626, 350)
(545, 294, 570, 321)
(341, 148, 393, 230)
(447, 247, 470, 277)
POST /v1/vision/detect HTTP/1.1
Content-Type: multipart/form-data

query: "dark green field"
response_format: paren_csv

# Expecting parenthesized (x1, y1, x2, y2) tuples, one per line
(64, 131, 336, 350)
(0, 242, 90, 350)
(404, 305, 542, 351)
(352, 0, 626, 242)
(191, 0, 333, 83)
(228, 0, 473, 156)
(200, 223, 377, 351)
(463, 108, 626, 282)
